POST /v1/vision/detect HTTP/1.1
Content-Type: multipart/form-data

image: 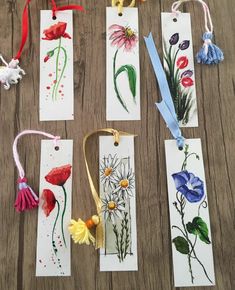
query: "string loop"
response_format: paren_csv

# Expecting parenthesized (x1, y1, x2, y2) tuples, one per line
(13, 130, 60, 212)
(171, 0, 224, 64)
(171, 0, 213, 33)
(13, 130, 60, 179)
(50, 0, 84, 19)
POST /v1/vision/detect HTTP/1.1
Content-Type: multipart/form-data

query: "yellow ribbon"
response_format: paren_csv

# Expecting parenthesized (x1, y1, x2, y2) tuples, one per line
(83, 128, 135, 249)
(112, 0, 136, 16)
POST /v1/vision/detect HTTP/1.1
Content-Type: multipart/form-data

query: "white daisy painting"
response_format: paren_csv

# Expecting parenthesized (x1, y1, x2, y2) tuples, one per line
(99, 135, 138, 271)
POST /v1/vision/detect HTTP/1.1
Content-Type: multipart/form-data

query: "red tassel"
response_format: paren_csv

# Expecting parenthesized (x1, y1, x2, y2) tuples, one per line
(14, 177, 39, 212)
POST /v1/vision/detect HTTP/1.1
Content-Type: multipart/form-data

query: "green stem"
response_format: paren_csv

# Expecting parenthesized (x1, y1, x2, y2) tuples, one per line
(55, 46, 67, 98)
(52, 200, 60, 256)
(113, 224, 121, 262)
(52, 37, 61, 101)
(113, 49, 129, 113)
(181, 153, 198, 171)
(120, 220, 125, 261)
(61, 185, 67, 248)
(172, 48, 180, 75)
(123, 212, 130, 258)
(179, 196, 212, 284)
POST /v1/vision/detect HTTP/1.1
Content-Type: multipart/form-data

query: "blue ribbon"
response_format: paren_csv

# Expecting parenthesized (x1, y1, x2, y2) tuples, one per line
(144, 33, 184, 150)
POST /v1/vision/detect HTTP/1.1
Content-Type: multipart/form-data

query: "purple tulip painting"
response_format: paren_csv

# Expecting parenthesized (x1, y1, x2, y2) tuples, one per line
(171, 144, 213, 284)
(163, 33, 194, 125)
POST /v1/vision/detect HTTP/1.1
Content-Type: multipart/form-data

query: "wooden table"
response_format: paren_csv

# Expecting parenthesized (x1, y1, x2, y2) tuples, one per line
(0, 0, 234, 289)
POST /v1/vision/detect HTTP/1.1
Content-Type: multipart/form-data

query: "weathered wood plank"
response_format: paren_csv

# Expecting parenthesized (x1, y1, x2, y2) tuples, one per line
(0, 0, 234, 289)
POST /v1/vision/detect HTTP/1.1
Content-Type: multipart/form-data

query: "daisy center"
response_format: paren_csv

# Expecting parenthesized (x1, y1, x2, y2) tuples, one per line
(125, 28, 134, 38)
(104, 167, 112, 176)
(120, 179, 129, 188)
(108, 201, 116, 210)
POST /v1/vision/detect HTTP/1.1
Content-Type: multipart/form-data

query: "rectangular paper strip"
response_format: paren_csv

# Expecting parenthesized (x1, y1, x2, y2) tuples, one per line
(36, 139, 73, 276)
(165, 139, 215, 287)
(161, 13, 198, 127)
(106, 7, 140, 120)
(99, 136, 138, 271)
(40, 10, 74, 121)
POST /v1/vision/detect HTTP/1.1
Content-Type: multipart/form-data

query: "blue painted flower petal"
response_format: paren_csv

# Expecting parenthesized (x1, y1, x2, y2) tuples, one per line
(185, 189, 203, 202)
(172, 172, 188, 189)
(172, 170, 204, 203)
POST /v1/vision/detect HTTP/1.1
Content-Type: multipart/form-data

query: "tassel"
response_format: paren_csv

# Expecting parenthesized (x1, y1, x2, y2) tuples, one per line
(68, 215, 100, 245)
(196, 32, 224, 65)
(14, 177, 39, 212)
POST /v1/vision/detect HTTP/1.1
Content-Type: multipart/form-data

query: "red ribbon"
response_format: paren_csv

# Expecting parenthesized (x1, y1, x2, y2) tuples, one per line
(14, 0, 84, 60)
(14, 0, 31, 60)
(51, 0, 84, 19)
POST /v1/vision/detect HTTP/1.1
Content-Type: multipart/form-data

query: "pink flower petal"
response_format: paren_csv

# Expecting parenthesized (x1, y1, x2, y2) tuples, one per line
(109, 24, 124, 31)
(109, 30, 125, 40)
(111, 35, 125, 47)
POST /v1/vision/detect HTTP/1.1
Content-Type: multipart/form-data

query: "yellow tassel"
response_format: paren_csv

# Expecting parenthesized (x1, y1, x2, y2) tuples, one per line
(68, 215, 99, 246)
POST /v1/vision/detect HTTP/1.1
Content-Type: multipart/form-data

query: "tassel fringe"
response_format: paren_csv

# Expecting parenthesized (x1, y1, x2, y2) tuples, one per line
(68, 215, 100, 246)
(14, 177, 39, 212)
(196, 32, 224, 65)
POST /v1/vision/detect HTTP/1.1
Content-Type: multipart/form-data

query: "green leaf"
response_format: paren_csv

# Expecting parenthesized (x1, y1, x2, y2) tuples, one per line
(186, 217, 211, 244)
(172, 236, 190, 254)
(115, 65, 136, 100)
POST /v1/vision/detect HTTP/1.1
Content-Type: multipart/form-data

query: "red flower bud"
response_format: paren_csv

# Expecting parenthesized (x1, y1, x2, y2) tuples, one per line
(44, 55, 50, 62)
(181, 77, 194, 88)
(177, 56, 189, 69)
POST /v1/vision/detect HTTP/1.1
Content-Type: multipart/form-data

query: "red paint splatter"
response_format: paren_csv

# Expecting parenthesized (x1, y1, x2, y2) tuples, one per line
(59, 90, 62, 93)
(49, 73, 52, 77)
(62, 94, 64, 96)
(53, 80, 57, 84)
(61, 85, 64, 87)
(46, 86, 50, 90)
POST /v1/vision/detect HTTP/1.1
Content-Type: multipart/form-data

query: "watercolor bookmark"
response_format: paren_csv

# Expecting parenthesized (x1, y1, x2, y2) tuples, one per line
(106, 7, 140, 120)
(161, 13, 198, 127)
(99, 135, 138, 271)
(36, 139, 73, 276)
(165, 138, 215, 287)
(40, 10, 74, 121)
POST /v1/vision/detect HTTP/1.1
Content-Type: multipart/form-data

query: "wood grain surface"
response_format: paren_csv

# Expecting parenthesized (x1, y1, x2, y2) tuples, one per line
(0, 0, 234, 289)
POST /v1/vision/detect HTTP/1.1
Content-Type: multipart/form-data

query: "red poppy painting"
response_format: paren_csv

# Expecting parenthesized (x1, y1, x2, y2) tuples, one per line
(42, 164, 72, 260)
(45, 164, 72, 186)
(42, 22, 71, 41)
(42, 22, 71, 101)
(42, 189, 57, 217)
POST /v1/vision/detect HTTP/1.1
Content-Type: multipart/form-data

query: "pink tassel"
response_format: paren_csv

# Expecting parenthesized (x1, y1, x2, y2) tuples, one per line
(14, 177, 39, 212)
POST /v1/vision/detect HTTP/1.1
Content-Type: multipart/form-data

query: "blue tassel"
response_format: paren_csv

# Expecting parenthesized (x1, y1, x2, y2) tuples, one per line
(196, 32, 224, 65)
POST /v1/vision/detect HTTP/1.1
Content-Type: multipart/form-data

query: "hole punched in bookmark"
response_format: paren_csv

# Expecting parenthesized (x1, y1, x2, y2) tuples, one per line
(68, 128, 135, 249)
(112, 0, 136, 16)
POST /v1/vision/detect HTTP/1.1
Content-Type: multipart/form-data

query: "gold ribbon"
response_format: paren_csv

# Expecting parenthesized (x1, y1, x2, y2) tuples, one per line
(83, 128, 135, 249)
(112, 0, 136, 16)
